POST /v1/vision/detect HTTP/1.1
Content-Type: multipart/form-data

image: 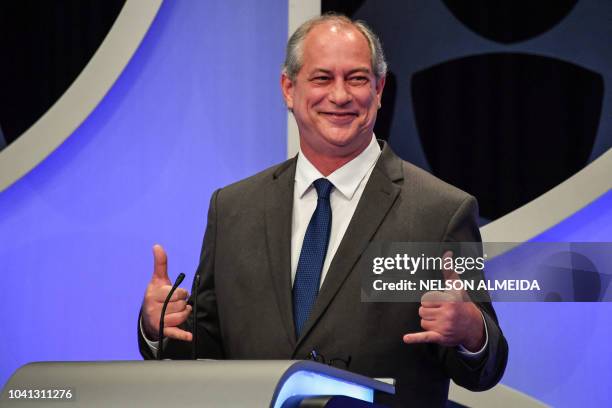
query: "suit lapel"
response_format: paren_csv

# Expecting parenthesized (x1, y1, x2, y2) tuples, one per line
(264, 158, 298, 347)
(293, 144, 403, 351)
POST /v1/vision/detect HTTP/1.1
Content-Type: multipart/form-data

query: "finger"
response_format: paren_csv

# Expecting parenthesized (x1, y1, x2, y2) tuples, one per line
(142, 304, 191, 333)
(420, 319, 435, 331)
(403, 331, 444, 345)
(164, 327, 193, 342)
(421, 290, 453, 307)
(163, 305, 192, 326)
(163, 300, 187, 314)
(151, 286, 189, 303)
(152, 244, 171, 285)
(170, 288, 189, 301)
(418, 306, 438, 321)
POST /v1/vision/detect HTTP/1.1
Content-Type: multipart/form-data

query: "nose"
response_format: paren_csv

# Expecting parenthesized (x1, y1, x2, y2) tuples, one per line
(328, 79, 352, 105)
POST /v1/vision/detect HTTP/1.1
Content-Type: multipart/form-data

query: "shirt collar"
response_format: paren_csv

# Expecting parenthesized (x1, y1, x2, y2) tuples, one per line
(295, 135, 381, 200)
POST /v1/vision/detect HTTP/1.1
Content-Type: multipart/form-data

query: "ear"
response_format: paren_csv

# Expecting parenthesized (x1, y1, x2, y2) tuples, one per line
(281, 72, 295, 110)
(375, 75, 386, 108)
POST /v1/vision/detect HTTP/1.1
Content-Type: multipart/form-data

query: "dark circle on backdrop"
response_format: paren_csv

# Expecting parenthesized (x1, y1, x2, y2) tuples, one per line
(412, 53, 603, 220)
(442, 0, 579, 44)
(0, 1, 126, 150)
(540, 251, 610, 302)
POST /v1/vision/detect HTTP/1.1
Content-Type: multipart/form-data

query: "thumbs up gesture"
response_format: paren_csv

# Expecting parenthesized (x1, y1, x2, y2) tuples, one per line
(141, 245, 193, 342)
(402, 251, 485, 352)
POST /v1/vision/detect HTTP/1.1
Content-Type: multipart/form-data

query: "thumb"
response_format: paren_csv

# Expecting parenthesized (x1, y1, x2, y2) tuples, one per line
(442, 250, 469, 301)
(152, 244, 171, 285)
(442, 250, 460, 282)
(403, 331, 444, 345)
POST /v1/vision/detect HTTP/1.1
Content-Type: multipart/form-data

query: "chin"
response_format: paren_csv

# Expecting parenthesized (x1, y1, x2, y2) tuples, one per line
(322, 135, 357, 149)
(320, 128, 359, 145)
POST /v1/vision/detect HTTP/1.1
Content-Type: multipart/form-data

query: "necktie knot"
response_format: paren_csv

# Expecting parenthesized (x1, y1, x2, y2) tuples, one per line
(313, 178, 333, 200)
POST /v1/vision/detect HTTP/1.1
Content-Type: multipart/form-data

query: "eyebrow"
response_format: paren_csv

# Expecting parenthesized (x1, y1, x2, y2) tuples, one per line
(309, 67, 372, 76)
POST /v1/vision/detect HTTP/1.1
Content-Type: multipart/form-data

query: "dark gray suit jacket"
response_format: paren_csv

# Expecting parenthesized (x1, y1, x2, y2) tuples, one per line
(139, 141, 508, 407)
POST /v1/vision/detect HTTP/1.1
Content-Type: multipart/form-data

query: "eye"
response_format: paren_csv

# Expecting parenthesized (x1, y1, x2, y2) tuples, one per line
(348, 76, 369, 85)
(311, 76, 331, 84)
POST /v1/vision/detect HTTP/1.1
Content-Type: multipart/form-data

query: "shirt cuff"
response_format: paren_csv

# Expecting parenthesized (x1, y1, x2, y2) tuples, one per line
(456, 311, 488, 359)
(139, 317, 168, 357)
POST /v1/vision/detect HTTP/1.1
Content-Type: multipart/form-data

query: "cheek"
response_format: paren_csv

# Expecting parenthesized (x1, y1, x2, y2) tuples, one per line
(359, 102, 379, 124)
(356, 90, 377, 111)
(308, 93, 328, 110)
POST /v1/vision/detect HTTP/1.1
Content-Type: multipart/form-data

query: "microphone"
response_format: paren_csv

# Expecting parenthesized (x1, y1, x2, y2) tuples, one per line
(157, 272, 186, 360)
(191, 273, 201, 360)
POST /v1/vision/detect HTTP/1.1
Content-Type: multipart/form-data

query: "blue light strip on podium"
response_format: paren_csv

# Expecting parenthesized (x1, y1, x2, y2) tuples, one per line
(273, 371, 374, 407)
(271, 361, 394, 407)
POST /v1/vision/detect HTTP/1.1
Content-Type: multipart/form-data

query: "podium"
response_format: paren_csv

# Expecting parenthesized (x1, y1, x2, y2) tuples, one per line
(1, 360, 395, 407)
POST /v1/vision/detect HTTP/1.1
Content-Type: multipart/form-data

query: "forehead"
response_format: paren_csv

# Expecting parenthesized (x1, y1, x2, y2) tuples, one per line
(300, 22, 372, 71)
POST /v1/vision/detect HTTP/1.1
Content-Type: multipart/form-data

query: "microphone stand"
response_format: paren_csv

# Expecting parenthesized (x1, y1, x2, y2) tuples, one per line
(157, 273, 185, 360)
(192, 273, 200, 360)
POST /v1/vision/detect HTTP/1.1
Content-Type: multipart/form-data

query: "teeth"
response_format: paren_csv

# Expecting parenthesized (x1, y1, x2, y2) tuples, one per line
(321, 112, 354, 117)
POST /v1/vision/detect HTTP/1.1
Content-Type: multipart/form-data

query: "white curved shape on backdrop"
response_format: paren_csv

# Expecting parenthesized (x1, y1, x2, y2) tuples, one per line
(481, 148, 611, 247)
(286, 0, 320, 158)
(0, 0, 164, 193)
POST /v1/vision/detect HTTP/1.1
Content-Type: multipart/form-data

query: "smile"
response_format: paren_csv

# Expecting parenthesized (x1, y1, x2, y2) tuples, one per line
(320, 112, 358, 123)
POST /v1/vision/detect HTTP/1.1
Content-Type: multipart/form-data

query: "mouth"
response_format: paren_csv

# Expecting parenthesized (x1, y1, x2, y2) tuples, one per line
(320, 111, 358, 124)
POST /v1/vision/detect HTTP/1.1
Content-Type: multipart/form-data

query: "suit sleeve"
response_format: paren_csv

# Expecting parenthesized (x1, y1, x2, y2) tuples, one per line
(439, 195, 509, 391)
(138, 189, 225, 360)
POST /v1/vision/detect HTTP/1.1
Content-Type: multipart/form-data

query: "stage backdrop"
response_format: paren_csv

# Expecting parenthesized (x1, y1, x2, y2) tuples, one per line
(0, 1, 611, 407)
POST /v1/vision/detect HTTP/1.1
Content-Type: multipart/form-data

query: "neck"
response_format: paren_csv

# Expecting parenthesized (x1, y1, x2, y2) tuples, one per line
(300, 137, 372, 177)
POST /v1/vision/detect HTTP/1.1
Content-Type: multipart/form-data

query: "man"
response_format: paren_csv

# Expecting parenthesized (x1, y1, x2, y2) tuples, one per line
(138, 14, 508, 406)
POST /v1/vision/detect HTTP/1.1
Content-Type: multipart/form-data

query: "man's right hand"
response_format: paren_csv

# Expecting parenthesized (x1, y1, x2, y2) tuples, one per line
(141, 244, 193, 342)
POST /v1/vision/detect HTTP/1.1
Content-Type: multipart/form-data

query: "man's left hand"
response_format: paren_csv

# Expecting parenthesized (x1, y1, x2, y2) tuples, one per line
(402, 251, 485, 352)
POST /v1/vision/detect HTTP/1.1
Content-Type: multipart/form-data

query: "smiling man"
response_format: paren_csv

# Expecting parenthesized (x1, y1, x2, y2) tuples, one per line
(138, 13, 508, 407)
(280, 20, 385, 175)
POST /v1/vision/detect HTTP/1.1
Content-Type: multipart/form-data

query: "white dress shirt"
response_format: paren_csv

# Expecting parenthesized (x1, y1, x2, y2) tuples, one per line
(291, 135, 381, 287)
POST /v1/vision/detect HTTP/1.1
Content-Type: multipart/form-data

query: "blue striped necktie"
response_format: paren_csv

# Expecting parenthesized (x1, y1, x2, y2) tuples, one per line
(293, 178, 333, 337)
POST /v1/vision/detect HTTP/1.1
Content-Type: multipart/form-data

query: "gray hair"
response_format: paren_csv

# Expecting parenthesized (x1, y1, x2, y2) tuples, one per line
(282, 13, 387, 81)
